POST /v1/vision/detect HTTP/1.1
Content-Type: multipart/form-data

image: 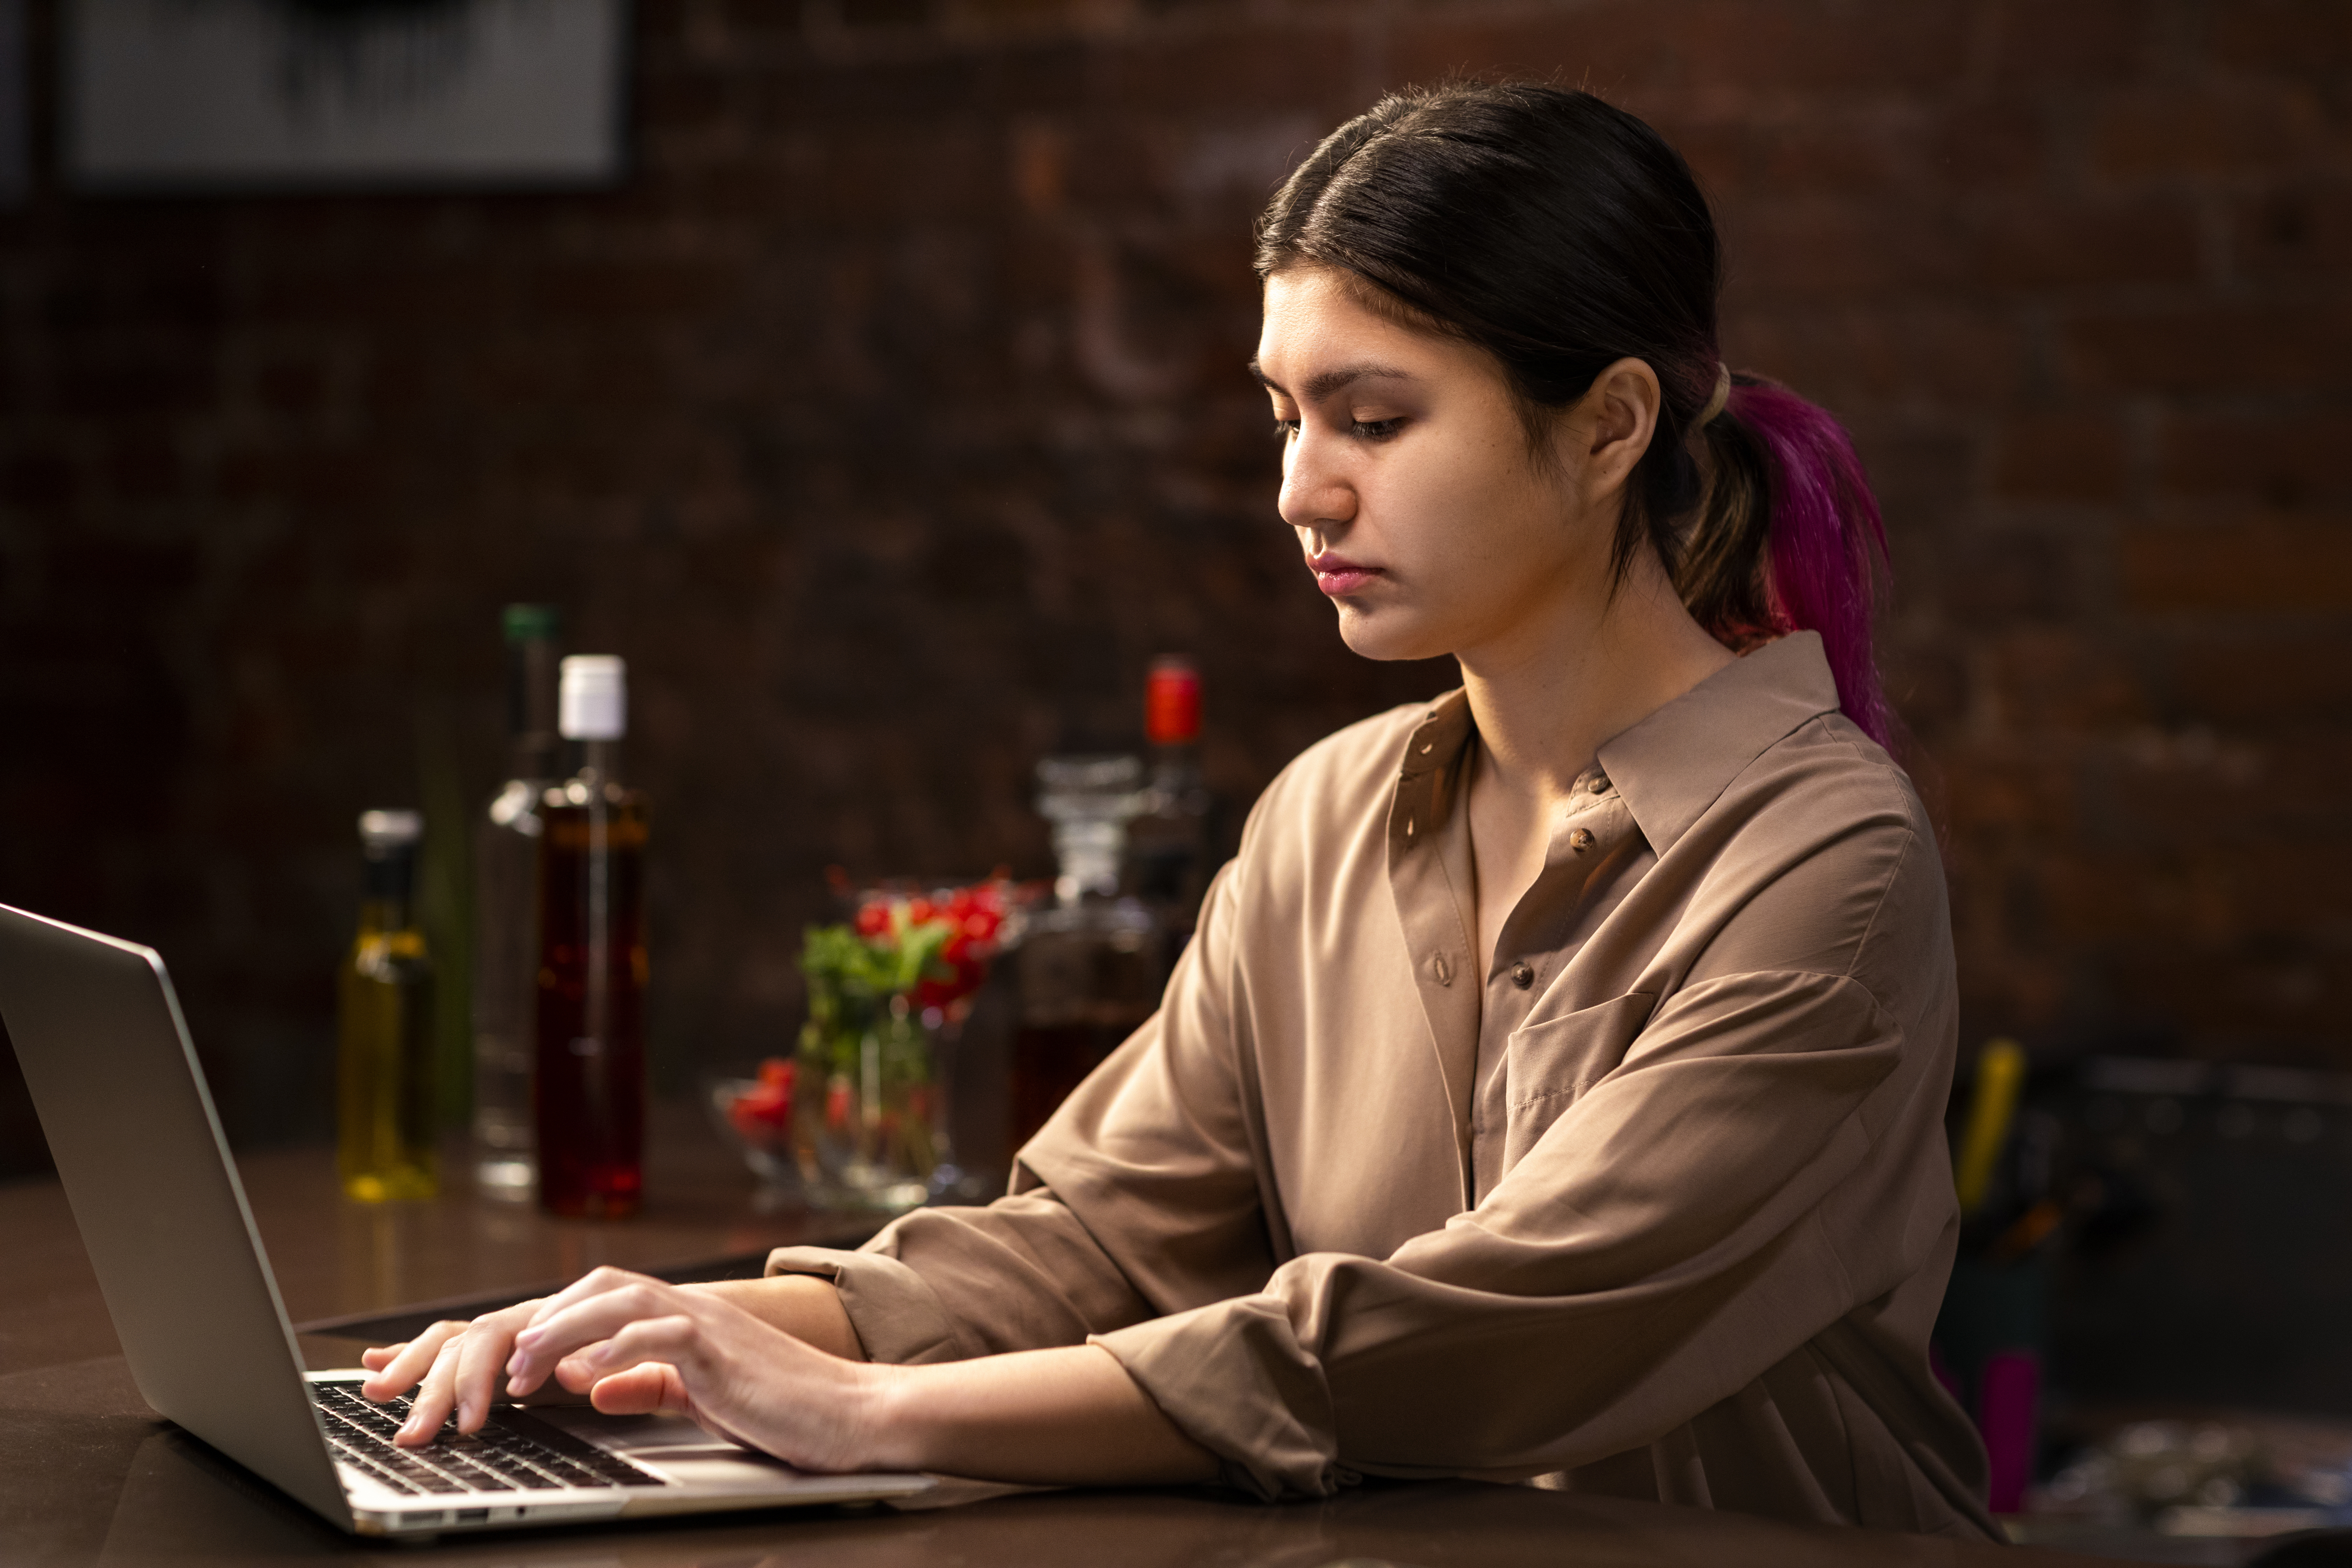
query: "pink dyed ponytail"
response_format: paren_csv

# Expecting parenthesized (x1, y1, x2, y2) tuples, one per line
(1681, 374, 1897, 754)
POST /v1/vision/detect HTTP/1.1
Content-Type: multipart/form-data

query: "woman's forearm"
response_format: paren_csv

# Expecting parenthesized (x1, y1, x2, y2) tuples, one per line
(866, 1343, 1219, 1486)
(673, 1277, 1214, 1483)
(689, 1276, 867, 1361)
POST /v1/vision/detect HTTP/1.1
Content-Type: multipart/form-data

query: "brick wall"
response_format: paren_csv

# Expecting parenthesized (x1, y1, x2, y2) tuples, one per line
(1, 0, 2346, 1163)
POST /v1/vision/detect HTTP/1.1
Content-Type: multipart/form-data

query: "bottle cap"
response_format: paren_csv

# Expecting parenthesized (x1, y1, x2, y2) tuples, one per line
(559, 655, 628, 740)
(503, 603, 561, 645)
(357, 809, 423, 849)
(1145, 655, 1201, 746)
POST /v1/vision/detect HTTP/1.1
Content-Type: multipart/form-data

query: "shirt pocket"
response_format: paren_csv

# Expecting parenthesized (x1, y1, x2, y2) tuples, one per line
(1502, 991, 1657, 1170)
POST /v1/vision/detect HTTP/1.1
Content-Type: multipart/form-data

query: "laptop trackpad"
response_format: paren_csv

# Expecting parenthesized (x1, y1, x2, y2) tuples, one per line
(531, 1408, 806, 1488)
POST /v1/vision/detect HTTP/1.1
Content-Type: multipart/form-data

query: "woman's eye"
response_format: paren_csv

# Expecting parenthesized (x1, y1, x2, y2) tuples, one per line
(1268, 414, 1401, 442)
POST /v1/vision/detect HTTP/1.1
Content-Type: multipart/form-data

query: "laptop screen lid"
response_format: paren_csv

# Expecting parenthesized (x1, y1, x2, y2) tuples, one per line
(0, 903, 350, 1528)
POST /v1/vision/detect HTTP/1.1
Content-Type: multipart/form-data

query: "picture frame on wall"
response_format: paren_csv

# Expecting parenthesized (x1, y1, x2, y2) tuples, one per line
(60, 0, 629, 194)
(0, 0, 26, 206)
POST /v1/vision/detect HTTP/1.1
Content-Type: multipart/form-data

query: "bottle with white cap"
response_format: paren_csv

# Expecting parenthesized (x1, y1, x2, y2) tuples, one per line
(338, 809, 438, 1201)
(533, 654, 650, 1218)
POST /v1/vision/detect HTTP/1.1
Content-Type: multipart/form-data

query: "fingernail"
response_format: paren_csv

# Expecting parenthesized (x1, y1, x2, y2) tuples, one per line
(505, 1352, 524, 1376)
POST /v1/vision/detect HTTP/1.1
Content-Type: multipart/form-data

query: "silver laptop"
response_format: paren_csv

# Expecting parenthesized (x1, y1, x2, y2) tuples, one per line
(0, 902, 933, 1537)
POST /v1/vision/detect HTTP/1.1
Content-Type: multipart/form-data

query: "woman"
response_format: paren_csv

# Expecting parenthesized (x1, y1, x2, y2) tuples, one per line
(367, 83, 1995, 1540)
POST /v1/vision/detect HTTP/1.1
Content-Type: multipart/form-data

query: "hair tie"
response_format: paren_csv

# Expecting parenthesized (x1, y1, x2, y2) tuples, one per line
(1695, 363, 1732, 428)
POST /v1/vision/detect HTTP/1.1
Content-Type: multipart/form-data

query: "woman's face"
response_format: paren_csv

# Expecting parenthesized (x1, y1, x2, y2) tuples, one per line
(1255, 266, 1622, 666)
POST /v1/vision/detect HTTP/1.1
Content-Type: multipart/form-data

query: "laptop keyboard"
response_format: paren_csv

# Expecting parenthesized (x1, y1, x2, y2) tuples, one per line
(312, 1382, 666, 1496)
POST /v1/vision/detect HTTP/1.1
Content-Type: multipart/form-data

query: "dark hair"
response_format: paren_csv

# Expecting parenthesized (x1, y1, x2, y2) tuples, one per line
(1255, 82, 1896, 752)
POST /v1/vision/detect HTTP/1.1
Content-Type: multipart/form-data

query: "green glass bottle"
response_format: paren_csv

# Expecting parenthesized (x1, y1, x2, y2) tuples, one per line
(472, 603, 562, 1201)
(338, 810, 438, 1202)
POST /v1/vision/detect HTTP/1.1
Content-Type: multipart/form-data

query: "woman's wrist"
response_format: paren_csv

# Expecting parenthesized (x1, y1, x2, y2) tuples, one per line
(847, 1359, 925, 1472)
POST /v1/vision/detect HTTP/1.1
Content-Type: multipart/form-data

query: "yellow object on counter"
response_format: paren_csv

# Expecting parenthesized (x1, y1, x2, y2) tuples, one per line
(1953, 1038, 2026, 1217)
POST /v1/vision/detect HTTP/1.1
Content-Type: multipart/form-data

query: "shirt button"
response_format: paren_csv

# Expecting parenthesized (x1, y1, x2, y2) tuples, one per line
(1510, 962, 1534, 989)
(1589, 773, 1610, 794)
(1569, 828, 1596, 853)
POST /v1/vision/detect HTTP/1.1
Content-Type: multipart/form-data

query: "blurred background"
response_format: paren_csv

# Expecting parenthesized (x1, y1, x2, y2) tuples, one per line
(0, 0, 2349, 1538)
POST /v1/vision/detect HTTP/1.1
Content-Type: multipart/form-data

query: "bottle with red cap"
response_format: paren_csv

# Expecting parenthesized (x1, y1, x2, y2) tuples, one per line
(1004, 658, 1220, 1153)
(1128, 654, 1216, 942)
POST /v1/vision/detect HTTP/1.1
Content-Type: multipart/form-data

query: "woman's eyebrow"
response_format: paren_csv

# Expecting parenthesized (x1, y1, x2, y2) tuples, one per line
(1247, 360, 1417, 401)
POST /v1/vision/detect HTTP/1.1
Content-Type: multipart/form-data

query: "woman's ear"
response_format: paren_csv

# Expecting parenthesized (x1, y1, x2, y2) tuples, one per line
(1567, 357, 1661, 503)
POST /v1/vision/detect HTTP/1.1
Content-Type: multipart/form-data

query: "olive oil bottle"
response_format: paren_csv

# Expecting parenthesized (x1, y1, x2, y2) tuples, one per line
(338, 810, 438, 1202)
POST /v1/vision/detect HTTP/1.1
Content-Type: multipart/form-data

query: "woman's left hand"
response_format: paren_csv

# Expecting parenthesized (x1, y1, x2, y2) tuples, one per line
(492, 1266, 888, 1472)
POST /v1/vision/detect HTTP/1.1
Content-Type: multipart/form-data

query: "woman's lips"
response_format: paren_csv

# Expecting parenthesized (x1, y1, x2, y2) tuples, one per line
(1309, 553, 1382, 596)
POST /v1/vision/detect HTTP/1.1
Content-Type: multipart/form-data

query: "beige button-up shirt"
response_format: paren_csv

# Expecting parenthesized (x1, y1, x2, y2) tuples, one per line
(770, 632, 1996, 1541)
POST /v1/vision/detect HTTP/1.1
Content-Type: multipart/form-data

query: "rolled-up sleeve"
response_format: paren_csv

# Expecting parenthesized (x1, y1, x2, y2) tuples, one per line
(764, 1191, 1148, 1364)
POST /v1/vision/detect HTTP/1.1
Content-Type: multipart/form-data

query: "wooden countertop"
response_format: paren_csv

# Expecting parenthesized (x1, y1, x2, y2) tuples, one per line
(0, 1114, 2125, 1567)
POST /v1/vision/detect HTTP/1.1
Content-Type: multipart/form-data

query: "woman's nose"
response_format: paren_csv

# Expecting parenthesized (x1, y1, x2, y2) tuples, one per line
(1277, 430, 1354, 535)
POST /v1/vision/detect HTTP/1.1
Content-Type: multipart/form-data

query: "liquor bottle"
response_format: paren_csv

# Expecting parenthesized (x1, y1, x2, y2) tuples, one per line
(338, 810, 437, 1202)
(534, 655, 651, 1219)
(1127, 654, 1216, 948)
(1008, 755, 1160, 1149)
(471, 604, 560, 1201)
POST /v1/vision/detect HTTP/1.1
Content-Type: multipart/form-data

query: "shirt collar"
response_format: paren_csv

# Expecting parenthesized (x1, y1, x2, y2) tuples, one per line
(1597, 630, 1843, 856)
(1398, 690, 1475, 786)
(1394, 630, 1844, 858)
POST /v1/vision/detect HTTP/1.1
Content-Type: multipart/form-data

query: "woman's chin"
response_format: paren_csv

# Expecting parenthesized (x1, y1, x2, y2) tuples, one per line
(1332, 603, 1447, 663)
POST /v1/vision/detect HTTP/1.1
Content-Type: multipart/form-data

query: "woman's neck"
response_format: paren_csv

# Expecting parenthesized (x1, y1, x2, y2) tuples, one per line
(1459, 546, 1736, 807)
(1458, 544, 1735, 975)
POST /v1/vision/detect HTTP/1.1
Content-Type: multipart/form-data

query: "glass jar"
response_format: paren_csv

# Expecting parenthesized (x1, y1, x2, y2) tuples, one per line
(801, 996, 948, 1212)
(792, 878, 1014, 1212)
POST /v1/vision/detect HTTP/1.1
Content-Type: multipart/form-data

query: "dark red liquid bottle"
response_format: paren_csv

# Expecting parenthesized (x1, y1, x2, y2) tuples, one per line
(534, 656, 650, 1219)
